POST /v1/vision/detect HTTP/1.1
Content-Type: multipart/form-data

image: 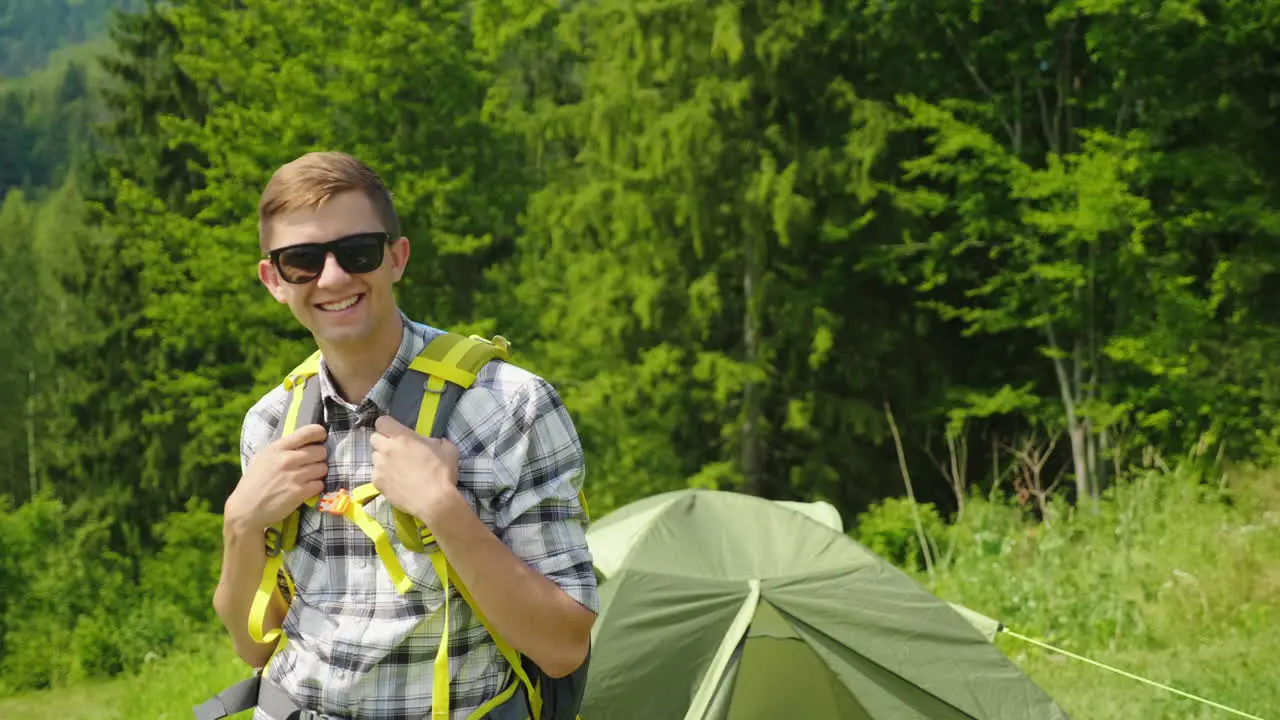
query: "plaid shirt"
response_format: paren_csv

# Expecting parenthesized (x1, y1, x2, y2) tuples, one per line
(239, 315, 598, 720)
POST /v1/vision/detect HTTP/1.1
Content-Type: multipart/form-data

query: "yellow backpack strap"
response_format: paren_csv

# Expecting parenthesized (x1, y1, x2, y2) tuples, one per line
(375, 333, 522, 718)
(246, 354, 326, 646)
(386, 333, 512, 553)
(316, 485, 416, 594)
(422, 547, 543, 720)
(444, 550, 542, 720)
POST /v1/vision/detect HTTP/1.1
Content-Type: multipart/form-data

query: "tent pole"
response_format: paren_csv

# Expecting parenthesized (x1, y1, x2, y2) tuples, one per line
(684, 579, 761, 720)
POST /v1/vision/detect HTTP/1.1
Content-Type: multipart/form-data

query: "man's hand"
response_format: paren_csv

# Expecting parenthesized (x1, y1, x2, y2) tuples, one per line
(215, 422, 326, 668)
(224, 423, 328, 533)
(370, 415, 460, 523)
(372, 410, 594, 678)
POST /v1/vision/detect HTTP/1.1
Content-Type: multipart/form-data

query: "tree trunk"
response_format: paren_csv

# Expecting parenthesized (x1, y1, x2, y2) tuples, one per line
(27, 367, 37, 497)
(741, 228, 765, 496)
(1068, 422, 1088, 504)
(1099, 424, 1111, 495)
(1045, 320, 1091, 505)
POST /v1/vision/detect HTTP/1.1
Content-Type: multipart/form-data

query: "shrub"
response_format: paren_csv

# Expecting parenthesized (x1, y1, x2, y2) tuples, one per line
(138, 499, 224, 625)
(0, 495, 225, 691)
(852, 495, 947, 572)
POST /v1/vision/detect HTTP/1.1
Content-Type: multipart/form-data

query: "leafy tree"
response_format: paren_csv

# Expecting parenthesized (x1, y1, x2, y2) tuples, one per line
(89, 0, 207, 213)
(0, 93, 31, 190)
(472, 0, 972, 514)
(867, 0, 1280, 501)
(0, 190, 38, 498)
(62, 0, 532, 534)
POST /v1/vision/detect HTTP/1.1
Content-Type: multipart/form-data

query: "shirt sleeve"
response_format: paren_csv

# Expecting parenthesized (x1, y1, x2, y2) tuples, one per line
(489, 375, 599, 614)
(240, 390, 285, 474)
(238, 388, 290, 598)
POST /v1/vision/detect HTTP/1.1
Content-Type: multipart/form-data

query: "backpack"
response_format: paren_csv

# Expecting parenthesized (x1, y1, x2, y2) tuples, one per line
(197, 332, 591, 720)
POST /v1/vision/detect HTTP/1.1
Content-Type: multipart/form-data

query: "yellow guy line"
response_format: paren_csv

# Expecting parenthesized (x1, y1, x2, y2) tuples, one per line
(1002, 629, 1268, 720)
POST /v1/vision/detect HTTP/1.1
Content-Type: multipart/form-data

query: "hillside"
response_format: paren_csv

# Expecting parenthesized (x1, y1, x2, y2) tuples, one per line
(0, 0, 140, 78)
(0, 40, 115, 193)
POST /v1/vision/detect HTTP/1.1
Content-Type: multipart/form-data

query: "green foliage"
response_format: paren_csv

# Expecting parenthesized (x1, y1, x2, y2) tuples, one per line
(882, 89, 1280, 496)
(0, 496, 223, 693)
(138, 500, 223, 624)
(935, 465, 1273, 650)
(917, 464, 1280, 718)
(9, 0, 1276, 537)
(0, 628, 247, 720)
(472, 0, 948, 514)
(0, 189, 38, 496)
(91, 2, 205, 211)
(48, 0, 536, 534)
(852, 496, 946, 572)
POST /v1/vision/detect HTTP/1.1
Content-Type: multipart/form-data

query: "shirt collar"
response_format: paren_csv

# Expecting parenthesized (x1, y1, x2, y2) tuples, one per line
(315, 313, 438, 416)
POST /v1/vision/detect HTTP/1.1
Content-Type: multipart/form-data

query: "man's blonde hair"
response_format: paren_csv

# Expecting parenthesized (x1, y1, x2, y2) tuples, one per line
(257, 151, 400, 250)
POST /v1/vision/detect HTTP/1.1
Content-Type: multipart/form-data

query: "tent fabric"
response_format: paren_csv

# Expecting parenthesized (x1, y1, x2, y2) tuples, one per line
(583, 489, 1070, 720)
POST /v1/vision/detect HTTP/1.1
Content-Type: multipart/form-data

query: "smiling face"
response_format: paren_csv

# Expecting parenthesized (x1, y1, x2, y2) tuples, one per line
(258, 188, 410, 349)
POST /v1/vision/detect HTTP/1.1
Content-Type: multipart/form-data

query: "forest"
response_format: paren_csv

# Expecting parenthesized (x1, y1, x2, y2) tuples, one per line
(0, 0, 1277, 718)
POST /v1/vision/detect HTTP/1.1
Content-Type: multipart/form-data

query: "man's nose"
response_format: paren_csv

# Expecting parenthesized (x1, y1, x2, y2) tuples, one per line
(315, 252, 351, 287)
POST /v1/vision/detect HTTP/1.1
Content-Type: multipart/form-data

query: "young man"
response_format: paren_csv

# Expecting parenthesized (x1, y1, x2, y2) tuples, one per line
(213, 151, 598, 720)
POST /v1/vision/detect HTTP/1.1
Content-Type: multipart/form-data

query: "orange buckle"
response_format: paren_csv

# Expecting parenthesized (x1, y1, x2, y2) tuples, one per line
(318, 488, 353, 516)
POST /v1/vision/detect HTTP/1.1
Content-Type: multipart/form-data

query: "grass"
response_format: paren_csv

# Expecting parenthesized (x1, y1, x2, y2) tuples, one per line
(1, 462, 1276, 719)
(913, 462, 1280, 719)
(0, 633, 250, 720)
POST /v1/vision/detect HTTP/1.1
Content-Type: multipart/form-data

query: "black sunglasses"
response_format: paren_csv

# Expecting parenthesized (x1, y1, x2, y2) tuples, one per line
(268, 232, 393, 284)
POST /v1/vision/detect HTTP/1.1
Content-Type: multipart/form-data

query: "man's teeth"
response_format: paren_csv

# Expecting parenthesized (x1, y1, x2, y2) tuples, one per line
(320, 295, 360, 311)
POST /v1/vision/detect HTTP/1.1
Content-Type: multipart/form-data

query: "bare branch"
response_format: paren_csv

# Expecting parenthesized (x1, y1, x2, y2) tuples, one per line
(943, 26, 1016, 145)
(1047, 463, 1068, 496)
(1043, 318, 1078, 424)
(1114, 93, 1132, 137)
(1056, 25, 1069, 154)
(920, 429, 968, 515)
(948, 432, 968, 516)
(1036, 83, 1057, 154)
(1003, 429, 1065, 525)
(884, 400, 936, 577)
(1013, 73, 1024, 156)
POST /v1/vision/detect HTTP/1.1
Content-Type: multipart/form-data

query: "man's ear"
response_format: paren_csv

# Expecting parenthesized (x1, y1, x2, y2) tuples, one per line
(258, 259, 288, 303)
(389, 236, 411, 283)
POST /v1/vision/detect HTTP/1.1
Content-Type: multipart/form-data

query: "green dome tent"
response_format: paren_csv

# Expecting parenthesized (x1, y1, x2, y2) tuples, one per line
(582, 489, 1070, 720)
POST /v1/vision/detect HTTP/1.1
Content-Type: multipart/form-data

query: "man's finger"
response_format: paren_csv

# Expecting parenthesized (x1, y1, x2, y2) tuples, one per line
(296, 479, 325, 502)
(280, 423, 327, 449)
(421, 437, 454, 450)
(374, 415, 411, 437)
(299, 461, 328, 481)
